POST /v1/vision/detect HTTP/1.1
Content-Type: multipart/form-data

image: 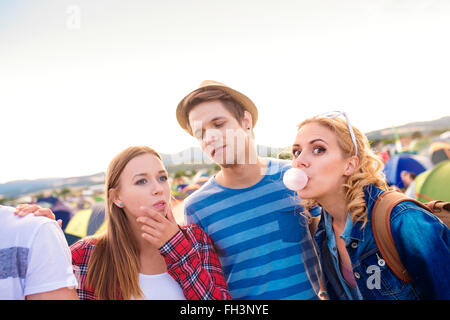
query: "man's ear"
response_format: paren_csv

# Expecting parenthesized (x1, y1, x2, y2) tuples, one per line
(242, 111, 253, 132)
(344, 156, 359, 176)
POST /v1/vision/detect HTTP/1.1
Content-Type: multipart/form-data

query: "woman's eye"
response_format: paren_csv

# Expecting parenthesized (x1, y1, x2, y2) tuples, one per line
(313, 146, 326, 155)
(215, 122, 224, 128)
(136, 178, 147, 185)
(159, 175, 168, 182)
(292, 149, 301, 158)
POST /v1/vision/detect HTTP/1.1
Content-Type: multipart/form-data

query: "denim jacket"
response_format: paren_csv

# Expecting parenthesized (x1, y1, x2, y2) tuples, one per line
(313, 184, 450, 300)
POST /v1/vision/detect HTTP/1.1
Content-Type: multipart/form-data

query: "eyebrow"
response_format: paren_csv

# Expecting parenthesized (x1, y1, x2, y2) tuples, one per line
(132, 171, 167, 179)
(210, 116, 226, 122)
(310, 138, 328, 145)
(292, 139, 328, 148)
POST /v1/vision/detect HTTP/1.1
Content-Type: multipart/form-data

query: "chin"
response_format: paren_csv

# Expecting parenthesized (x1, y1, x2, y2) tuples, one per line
(217, 160, 235, 168)
(297, 189, 316, 201)
(215, 153, 236, 167)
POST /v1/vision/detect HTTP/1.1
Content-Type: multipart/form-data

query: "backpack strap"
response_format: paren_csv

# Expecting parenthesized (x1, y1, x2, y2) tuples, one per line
(372, 191, 449, 284)
(371, 190, 416, 283)
(423, 201, 450, 226)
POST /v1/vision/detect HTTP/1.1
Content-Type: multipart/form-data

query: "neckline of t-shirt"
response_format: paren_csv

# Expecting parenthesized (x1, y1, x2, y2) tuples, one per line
(139, 272, 169, 279)
(209, 158, 275, 192)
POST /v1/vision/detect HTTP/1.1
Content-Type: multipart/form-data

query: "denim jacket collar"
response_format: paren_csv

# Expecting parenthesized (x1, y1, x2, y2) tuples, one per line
(345, 184, 386, 244)
(363, 184, 386, 222)
(316, 184, 386, 247)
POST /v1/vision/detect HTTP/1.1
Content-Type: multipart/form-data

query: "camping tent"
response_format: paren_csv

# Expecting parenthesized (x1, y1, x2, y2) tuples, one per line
(414, 160, 450, 203)
(429, 142, 450, 165)
(36, 196, 75, 231)
(181, 183, 201, 196)
(64, 203, 106, 245)
(383, 154, 430, 188)
(194, 176, 210, 186)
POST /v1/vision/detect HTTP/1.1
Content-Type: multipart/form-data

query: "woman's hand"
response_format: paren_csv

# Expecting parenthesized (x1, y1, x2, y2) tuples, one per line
(137, 206, 180, 248)
(14, 204, 62, 228)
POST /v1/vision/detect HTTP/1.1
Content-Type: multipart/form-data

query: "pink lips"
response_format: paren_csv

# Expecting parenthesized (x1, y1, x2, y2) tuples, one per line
(153, 201, 166, 211)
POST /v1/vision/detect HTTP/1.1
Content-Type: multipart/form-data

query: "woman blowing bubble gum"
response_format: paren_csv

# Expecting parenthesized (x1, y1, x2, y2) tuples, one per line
(15, 146, 230, 300)
(285, 111, 450, 300)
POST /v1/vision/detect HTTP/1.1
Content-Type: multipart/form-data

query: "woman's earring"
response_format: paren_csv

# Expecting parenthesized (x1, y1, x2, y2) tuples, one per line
(119, 202, 124, 208)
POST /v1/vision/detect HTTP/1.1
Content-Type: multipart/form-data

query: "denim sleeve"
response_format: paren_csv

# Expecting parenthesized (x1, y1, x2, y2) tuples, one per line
(390, 204, 450, 299)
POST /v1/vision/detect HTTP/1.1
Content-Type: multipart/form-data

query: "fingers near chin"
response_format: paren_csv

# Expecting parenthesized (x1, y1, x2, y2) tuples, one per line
(142, 233, 158, 246)
(141, 225, 154, 234)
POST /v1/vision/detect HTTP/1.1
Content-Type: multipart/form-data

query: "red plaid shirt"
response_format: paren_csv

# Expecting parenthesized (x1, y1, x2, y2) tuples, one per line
(70, 224, 231, 300)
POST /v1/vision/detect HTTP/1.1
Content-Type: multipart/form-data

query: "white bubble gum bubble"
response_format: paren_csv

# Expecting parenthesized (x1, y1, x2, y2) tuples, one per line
(283, 168, 308, 191)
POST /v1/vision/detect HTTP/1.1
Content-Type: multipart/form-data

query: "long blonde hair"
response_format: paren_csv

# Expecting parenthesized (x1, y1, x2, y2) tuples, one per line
(86, 146, 161, 300)
(298, 117, 388, 227)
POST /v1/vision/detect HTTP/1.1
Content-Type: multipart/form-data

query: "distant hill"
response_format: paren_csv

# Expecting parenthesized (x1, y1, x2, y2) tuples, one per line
(365, 116, 450, 140)
(0, 173, 105, 198)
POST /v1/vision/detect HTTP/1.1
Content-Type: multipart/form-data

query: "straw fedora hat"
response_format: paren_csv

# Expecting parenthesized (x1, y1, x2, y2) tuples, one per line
(176, 80, 258, 135)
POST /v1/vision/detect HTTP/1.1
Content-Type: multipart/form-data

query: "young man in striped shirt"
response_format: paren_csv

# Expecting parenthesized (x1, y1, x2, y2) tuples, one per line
(175, 80, 322, 300)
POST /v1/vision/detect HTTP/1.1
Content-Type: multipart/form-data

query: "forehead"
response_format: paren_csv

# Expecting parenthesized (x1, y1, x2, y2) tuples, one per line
(121, 154, 165, 177)
(188, 100, 235, 125)
(294, 122, 338, 145)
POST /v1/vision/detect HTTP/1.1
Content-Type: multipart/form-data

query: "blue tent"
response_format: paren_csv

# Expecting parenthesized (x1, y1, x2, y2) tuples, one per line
(383, 154, 429, 188)
(36, 196, 75, 230)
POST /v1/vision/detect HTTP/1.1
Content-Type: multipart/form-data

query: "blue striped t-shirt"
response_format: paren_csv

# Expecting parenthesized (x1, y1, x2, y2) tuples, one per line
(184, 158, 321, 300)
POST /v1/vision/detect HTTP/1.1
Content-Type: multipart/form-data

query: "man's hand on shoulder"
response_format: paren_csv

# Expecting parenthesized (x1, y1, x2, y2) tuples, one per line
(14, 204, 62, 228)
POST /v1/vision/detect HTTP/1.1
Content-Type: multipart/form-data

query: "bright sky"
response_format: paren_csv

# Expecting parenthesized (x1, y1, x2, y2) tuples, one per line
(1, 0, 449, 183)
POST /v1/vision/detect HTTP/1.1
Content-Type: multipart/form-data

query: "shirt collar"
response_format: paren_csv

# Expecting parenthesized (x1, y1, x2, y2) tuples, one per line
(341, 214, 358, 246)
(323, 208, 364, 246)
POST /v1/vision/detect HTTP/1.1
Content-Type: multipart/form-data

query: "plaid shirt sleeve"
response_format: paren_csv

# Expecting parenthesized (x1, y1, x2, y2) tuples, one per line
(70, 238, 99, 300)
(159, 224, 231, 300)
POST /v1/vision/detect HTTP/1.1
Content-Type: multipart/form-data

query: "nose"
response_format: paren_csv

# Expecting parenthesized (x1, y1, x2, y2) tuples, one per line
(292, 153, 309, 169)
(151, 179, 164, 195)
(203, 129, 221, 146)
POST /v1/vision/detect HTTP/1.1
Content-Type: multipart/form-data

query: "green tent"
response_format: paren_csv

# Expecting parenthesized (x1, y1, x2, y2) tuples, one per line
(414, 160, 450, 203)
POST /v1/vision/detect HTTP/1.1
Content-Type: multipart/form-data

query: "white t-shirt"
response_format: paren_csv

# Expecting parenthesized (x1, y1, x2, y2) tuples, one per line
(136, 272, 186, 300)
(0, 205, 78, 299)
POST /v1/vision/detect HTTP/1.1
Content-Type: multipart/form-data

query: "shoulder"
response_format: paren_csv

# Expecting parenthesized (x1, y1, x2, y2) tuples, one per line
(0, 205, 57, 229)
(270, 157, 291, 167)
(265, 158, 291, 175)
(183, 179, 221, 208)
(70, 237, 98, 264)
(0, 206, 22, 231)
(389, 200, 447, 239)
(390, 200, 440, 223)
(71, 236, 98, 250)
(0, 205, 15, 216)
(0, 206, 62, 244)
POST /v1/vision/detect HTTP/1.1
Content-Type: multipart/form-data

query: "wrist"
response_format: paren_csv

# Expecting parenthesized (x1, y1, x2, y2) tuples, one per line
(159, 228, 190, 263)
